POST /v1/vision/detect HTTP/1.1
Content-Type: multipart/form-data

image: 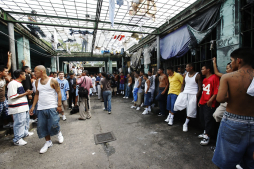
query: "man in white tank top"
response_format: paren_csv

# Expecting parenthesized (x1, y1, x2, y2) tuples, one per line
(172, 63, 202, 132)
(29, 65, 64, 154)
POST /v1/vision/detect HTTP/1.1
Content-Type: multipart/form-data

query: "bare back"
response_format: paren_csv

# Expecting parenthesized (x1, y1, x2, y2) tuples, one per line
(223, 68, 254, 116)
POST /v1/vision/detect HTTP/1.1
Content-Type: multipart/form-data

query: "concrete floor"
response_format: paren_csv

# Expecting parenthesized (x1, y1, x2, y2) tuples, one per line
(0, 96, 217, 169)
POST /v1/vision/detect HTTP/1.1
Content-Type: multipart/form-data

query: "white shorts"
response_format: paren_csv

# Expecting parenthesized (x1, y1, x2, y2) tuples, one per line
(174, 93, 197, 118)
(93, 85, 97, 93)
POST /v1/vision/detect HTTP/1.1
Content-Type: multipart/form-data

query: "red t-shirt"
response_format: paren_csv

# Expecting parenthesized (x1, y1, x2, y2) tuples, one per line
(199, 74, 220, 107)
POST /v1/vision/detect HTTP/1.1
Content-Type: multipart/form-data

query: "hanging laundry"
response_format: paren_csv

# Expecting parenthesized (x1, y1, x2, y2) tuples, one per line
(143, 47, 151, 65)
(109, 0, 115, 27)
(116, 0, 124, 7)
(126, 0, 130, 11)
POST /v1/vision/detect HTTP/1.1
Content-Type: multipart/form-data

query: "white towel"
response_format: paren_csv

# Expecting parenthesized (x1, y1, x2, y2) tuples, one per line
(247, 77, 254, 96)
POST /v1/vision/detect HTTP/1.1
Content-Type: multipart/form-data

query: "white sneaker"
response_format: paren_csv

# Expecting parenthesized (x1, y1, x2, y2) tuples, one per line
(40, 141, 53, 154)
(168, 118, 174, 126)
(136, 107, 140, 111)
(62, 115, 67, 121)
(24, 132, 34, 137)
(131, 105, 137, 109)
(141, 103, 144, 107)
(198, 133, 206, 139)
(126, 97, 128, 99)
(200, 135, 210, 146)
(14, 138, 27, 146)
(3, 122, 13, 128)
(142, 109, 148, 115)
(123, 96, 126, 99)
(147, 107, 151, 112)
(58, 132, 64, 144)
(236, 164, 243, 169)
(165, 114, 171, 122)
(132, 100, 135, 103)
(183, 124, 188, 132)
(9, 122, 13, 128)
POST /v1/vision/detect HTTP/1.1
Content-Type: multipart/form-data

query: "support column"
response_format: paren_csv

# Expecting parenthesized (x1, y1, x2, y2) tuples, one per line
(51, 56, 57, 72)
(17, 36, 30, 69)
(108, 57, 112, 74)
(105, 61, 108, 73)
(121, 57, 124, 74)
(64, 62, 67, 74)
(57, 56, 59, 72)
(156, 35, 160, 70)
(8, 23, 17, 71)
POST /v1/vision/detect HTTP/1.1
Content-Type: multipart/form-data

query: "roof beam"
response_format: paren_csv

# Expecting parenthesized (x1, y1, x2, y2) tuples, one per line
(5, 11, 157, 29)
(91, 0, 103, 57)
(3, 20, 156, 35)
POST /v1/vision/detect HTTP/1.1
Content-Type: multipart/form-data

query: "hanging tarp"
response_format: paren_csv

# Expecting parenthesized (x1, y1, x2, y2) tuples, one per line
(188, 19, 221, 46)
(160, 25, 191, 60)
(188, 4, 221, 31)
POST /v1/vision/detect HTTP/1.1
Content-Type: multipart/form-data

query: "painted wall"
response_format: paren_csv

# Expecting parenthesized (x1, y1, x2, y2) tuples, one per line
(216, 0, 240, 73)
(17, 36, 31, 69)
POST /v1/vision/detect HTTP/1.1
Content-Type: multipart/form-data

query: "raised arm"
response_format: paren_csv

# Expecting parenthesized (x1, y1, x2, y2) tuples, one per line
(21, 60, 26, 67)
(213, 57, 223, 78)
(7, 52, 11, 71)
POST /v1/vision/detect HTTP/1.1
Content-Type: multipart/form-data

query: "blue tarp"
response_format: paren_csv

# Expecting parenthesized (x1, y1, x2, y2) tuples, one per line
(160, 25, 191, 60)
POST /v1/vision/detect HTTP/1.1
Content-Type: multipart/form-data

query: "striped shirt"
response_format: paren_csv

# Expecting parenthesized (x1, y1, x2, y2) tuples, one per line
(7, 80, 29, 115)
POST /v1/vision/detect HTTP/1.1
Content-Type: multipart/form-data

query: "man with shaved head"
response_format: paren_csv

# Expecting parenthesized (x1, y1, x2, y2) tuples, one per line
(30, 65, 64, 154)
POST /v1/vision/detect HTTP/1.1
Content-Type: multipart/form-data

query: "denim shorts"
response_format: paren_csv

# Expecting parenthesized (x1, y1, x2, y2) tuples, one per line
(167, 94, 178, 113)
(37, 108, 60, 139)
(212, 112, 254, 169)
(144, 92, 151, 106)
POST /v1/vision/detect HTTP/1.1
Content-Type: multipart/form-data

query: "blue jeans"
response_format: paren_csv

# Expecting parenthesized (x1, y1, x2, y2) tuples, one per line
(155, 88, 167, 115)
(212, 112, 254, 169)
(167, 94, 178, 113)
(125, 85, 131, 97)
(103, 91, 112, 112)
(119, 84, 124, 91)
(144, 92, 151, 106)
(133, 88, 139, 102)
(37, 108, 60, 139)
(13, 111, 29, 143)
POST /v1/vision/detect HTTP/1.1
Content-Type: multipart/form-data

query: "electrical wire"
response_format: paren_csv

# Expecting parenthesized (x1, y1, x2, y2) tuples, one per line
(0, 30, 54, 58)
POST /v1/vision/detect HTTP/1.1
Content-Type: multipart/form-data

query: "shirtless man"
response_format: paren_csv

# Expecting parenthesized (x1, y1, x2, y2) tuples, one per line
(155, 68, 169, 116)
(123, 74, 132, 99)
(212, 48, 254, 169)
(30, 65, 64, 154)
